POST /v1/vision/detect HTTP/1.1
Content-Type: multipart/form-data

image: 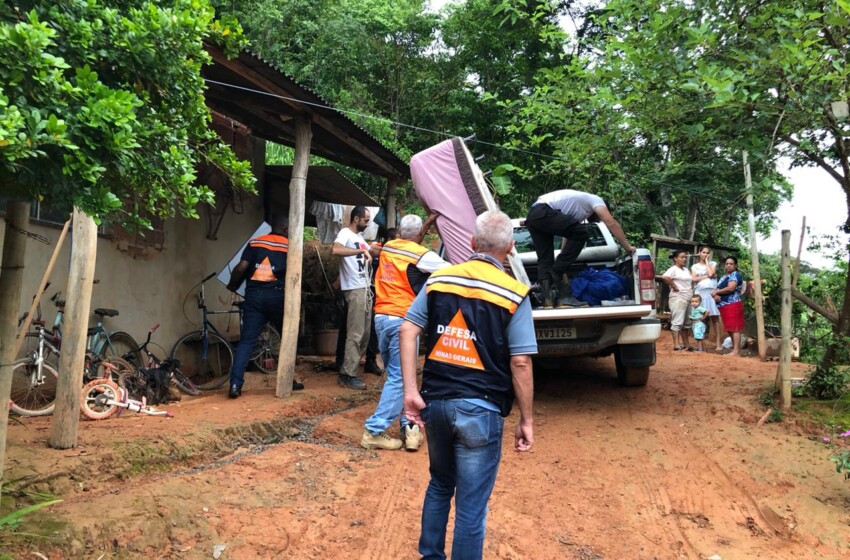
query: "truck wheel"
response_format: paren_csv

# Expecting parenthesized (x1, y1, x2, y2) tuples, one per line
(617, 365, 649, 387)
(614, 351, 650, 386)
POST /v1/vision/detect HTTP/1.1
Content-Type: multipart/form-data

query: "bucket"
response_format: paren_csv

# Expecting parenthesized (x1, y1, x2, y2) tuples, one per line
(313, 329, 339, 356)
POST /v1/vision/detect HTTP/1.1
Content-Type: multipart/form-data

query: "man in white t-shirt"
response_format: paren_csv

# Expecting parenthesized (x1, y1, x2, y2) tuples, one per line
(333, 206, 380, 390)
(525, 189, 634, 308)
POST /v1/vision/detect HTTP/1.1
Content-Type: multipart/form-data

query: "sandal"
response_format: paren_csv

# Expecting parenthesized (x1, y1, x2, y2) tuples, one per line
(673, 346, 684, 351)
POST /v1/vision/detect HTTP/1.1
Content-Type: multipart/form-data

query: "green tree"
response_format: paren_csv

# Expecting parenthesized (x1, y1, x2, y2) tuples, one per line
(505, 0, 850, 389)
(0, 0, 254, 491)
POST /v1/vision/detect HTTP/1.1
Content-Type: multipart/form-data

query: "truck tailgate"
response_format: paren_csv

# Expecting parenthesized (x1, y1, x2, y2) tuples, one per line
(532, 304, 654, 322)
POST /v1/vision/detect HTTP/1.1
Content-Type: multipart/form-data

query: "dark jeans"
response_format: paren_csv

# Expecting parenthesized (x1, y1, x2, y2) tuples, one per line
(230, 287, 283, 387)
(419, 399, 504, 560)
(335, 298, 378, 367)
(525, 203, 589, 283)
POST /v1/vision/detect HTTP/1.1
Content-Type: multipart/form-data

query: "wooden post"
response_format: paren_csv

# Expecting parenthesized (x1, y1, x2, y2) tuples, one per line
(0, 200, 31, 501)
(385, 177, 397, 230)
(779, 230, 792, 409)
(49, 208, 98, 449)
(277, 118, 312, 398)
(792, 217, 805, 289)
(14, 216, 71, 355)
(743, 151, 767, 360)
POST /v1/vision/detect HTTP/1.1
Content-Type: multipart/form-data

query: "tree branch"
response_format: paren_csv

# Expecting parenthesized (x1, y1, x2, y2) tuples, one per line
(780, 133, 845, 185)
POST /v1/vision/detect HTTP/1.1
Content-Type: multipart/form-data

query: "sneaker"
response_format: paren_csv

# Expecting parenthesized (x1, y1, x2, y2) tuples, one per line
(292, 380, 305, 391)
(360, 430, 402, 450)
(364, 359, 384, 376)
(228, 384, 242, 399)
(338, 374, 366, 390)
(402, 424, 422, 452)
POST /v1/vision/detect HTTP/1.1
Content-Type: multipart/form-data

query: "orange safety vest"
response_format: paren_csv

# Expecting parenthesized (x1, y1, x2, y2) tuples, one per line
(374, 238, 431, 317)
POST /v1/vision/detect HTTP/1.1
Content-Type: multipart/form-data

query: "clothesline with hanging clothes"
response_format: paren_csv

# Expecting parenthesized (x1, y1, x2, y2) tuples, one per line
(310, 201, 381, 244)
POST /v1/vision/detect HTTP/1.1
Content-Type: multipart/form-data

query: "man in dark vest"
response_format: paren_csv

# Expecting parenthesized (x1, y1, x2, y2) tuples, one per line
(400, 210, 536, 560)
(226, 215, 303, 398)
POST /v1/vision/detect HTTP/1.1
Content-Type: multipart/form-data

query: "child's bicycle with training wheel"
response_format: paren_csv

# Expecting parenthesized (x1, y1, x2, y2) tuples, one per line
(80, 363, 173, 420)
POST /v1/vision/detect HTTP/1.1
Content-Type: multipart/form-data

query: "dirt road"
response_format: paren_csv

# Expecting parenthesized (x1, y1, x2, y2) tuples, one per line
(4, 338, 850, 559)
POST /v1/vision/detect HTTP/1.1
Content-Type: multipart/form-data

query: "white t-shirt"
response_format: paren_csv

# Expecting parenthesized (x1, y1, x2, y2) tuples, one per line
(335, 227, 370, 290)
(691, 261, 717, 291)
(536, 189, 606, 223)
(663, 265, 693, 302)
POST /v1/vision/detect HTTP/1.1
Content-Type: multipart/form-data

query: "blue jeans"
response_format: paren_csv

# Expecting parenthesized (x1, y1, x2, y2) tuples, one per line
(419, 399, 504, 560)
(230, 288, 283, 387)
(365, 314, 406, 434)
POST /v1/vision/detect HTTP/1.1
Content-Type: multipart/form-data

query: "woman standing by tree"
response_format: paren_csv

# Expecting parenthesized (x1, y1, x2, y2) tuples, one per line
(691, 246, 723, 351)
(713, 256, 745, 357)
(662, 250, 693, 350)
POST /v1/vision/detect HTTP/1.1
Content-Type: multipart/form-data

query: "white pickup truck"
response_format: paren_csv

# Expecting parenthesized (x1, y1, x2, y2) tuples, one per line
(409, 136, 660, 386)
(511, 219, 661, 386)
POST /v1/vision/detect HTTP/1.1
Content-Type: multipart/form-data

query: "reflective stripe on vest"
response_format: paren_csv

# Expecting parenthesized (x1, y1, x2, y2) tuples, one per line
(374, 239, 430, 317)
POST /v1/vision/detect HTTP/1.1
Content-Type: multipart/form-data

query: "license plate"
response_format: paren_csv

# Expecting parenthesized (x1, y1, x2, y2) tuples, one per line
(535, 327, 576, 340)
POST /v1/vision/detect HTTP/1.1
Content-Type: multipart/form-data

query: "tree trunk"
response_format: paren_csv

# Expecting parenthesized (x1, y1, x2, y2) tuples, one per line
(0, 200, 31, 502)
(49, 209, 97, 449)
(276, 118, 312, 398)
(684, 196, 698, 240)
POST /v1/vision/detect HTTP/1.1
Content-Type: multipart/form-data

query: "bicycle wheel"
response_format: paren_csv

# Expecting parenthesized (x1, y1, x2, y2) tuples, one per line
(95, 355, 135, 384)
(250, 324, 281, 374)
(104, 331, 143, 369)
(9, 358, 59, 417)
(170, 331, 233, 391)
(80, 378, 121, 421)
(170, 368, 201, 396)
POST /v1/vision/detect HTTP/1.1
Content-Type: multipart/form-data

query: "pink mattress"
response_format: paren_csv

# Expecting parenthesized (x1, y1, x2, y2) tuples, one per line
(410, 138, 487, 264)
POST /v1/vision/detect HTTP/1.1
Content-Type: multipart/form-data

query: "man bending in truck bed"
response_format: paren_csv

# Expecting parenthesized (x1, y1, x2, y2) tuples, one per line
(525, 189, 635, 308)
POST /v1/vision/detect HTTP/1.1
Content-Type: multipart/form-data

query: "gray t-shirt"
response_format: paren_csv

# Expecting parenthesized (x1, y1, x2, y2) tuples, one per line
(536, 189, 606, 223)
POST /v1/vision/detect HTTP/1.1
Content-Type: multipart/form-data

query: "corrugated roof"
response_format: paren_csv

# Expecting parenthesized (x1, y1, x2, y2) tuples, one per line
(203, 45, 410, 180)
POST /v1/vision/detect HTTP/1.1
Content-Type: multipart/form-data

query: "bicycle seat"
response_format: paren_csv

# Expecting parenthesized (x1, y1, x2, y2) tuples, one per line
(94, 308, 119, 318)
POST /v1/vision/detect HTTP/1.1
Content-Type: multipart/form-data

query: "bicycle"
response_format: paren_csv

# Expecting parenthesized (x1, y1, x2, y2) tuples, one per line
(80, 364, 174, 421)
(170, 273, 236, 390)
(19, 290, 142, 371)
(233, 300, 281, 375)
(10, 296, 134, 417)
(120, 323, 200, 397)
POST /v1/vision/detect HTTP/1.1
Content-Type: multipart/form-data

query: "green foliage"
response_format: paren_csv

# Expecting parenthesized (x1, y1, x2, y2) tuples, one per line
(0, 498, 61, 532)
(0, 1, 254, 229)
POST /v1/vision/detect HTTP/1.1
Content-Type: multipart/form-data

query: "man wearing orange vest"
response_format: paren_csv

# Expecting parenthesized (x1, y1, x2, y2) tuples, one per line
(400, 210, 536, 559)
(361, 213, 447, 451)
(226, 215, 304, 398)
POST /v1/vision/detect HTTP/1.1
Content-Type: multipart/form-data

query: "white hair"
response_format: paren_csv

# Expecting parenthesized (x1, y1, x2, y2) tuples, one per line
(473, 210, 513, 254)
(398, 214, 423, 240)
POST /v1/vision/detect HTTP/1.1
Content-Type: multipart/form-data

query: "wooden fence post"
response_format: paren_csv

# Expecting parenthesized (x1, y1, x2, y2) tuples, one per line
(0, 200, 31, 501)
(49, 208, 97, 449)
(277, 118, 312, 398)
(779, 230, 792, 409)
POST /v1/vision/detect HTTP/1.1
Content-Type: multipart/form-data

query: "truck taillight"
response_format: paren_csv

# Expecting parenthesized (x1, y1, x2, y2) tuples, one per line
(638, 258, 656, 304)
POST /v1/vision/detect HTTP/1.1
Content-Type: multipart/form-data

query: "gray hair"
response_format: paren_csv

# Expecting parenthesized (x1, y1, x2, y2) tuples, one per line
(473, 210, 513, 254)
(398, 214, 423, 240)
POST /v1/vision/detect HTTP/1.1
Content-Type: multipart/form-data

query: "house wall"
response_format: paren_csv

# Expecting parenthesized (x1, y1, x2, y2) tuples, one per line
(1, 195, 265, 358)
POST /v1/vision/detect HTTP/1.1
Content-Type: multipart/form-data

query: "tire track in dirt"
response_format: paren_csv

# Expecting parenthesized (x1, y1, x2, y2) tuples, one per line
(358, 458, 412, 560)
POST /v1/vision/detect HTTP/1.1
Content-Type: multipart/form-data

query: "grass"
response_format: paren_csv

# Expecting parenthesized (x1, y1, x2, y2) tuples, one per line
(0, 489, 66, 559)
